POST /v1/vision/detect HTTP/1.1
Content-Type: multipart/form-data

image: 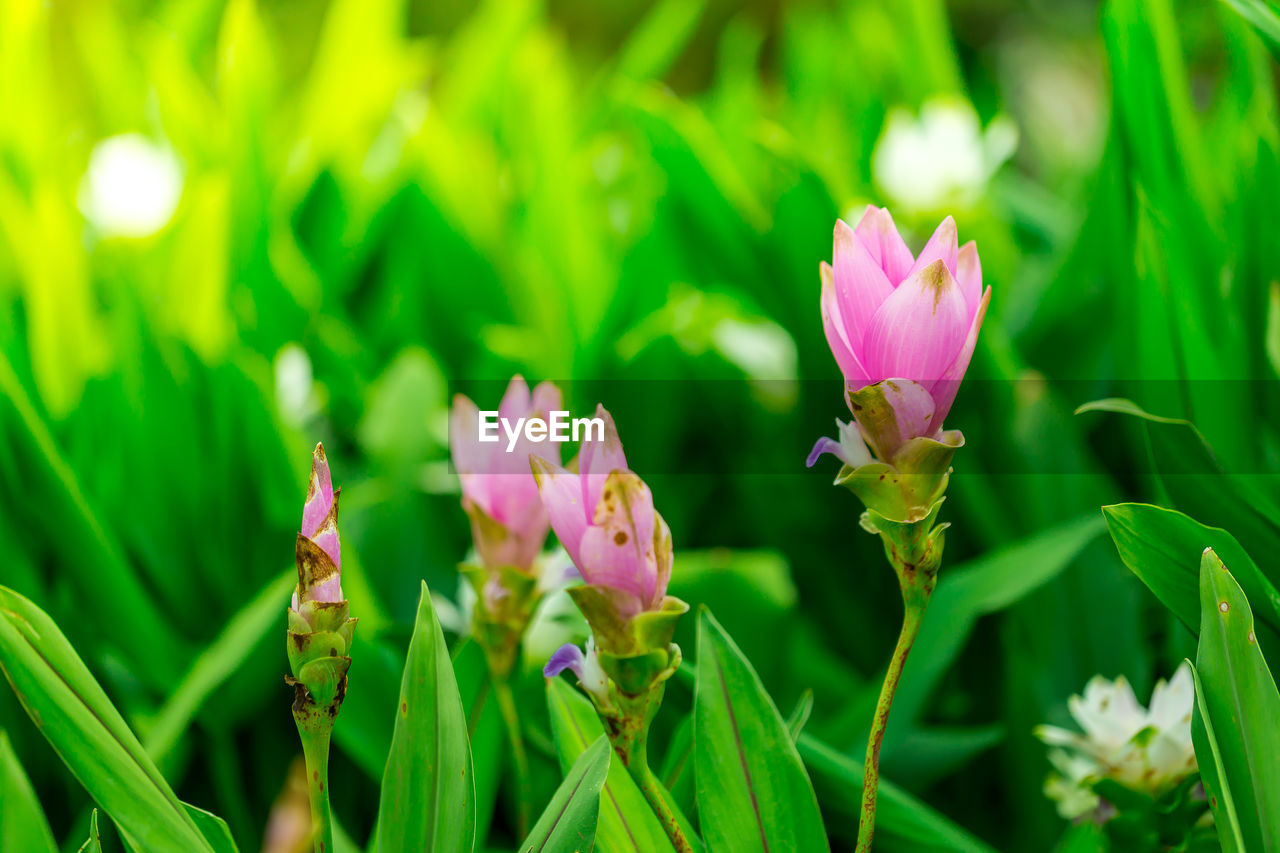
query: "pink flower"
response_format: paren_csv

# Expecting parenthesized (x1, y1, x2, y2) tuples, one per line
(294, 443, 343, 606)
(821, 207, 990, 432)
(450, 376, 562, 572)
(531, 406, 672, 618)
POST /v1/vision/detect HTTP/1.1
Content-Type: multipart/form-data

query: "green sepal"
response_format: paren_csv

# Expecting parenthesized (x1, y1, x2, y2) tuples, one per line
(568, 587, 689, 659)
(847, 380, 916, 460)
(834, 433, 960, 523)
(864, 499, 948, 577)
(286, 629, 348, 677)
(294, 656, 351, 711)
(294, 598, 350, 633)
(599, 645, 680, 696)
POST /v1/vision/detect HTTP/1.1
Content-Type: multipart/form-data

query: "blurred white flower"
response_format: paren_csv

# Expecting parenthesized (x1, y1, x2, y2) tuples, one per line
(872, 97, 1017, 214)
(1035, 662, 1198, 820)
(79, 134, 183, 238)
(274, 344, 320, 427)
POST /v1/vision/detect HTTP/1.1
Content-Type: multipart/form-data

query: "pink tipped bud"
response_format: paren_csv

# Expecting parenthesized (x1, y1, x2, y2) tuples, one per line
(294, 443, 344, 606)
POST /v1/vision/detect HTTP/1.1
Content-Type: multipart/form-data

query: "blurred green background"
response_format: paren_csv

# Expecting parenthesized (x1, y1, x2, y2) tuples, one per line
(2, 0, 1278, 849)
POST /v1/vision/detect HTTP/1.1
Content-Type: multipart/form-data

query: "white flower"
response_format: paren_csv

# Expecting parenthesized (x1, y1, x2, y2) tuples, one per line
(1035, 663, 1198, 819)
(872, 97, 1016, 214)
(79, 134, 183, 238)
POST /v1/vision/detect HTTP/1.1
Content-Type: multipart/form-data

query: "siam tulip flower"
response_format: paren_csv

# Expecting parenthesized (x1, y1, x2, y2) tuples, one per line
(450, 376, 562, 574)
(814, 207, 990, 462)
(544, 637, 609, 705)
(1035, 663, 1198, 820)
(530, 405, 673, 624)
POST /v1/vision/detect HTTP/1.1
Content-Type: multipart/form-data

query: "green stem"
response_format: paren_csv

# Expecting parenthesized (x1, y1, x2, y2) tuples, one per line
(492, 674, 533, 838)
(298, 726, 335, 853)
(625, 734, 695, 853)
(856, 574, 933, 853)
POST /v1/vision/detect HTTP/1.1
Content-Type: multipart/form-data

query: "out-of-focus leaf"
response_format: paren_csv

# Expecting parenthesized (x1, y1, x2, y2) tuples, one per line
(520, 736, 609, 853)
(1222, 0, 1280, 54)
(1104, 503, 1280, 640)
(616, 0, 707, 81)
(145, 569, 296, 765)
(786, 689, 814, 741)
(376, 582, 475, 853)
(694, 608, 828, 852)
(890, 515, 1104, 733)
(0, 728, 57, 853)
(546, 678, 674, 853)
(0, 356, 182, 686)
(1194, 548, 1280, 851)
(0, 586, 212, 851)
(797, 734, 996, 853)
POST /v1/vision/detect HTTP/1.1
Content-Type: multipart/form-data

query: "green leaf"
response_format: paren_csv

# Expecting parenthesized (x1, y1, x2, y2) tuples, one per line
(375, 581, 476, 853)
(0, 586, 213, 851)
(1104, 503, 1280, 639)
(183, 802, 241, 853)
(1189, 663, 1246, 853)
(76, 810, 102, 853)
(796, 734, 996, 853)
(694, 607, 829, 853)
(145, 569, 296, 765)
(1221, 0, 1280, 54)
(545, 678, 674, 853)
(521, 736, 610, 853)
(0, 728, 57, 853)
(1194, 548, 1280, 851)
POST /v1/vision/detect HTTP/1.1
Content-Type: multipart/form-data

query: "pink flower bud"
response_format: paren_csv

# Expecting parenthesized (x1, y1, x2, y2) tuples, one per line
(450, 376, 563, 572)
(531, 405, 672, 619)
(294, 443, 344, 606)
(821, 207, 990, 436)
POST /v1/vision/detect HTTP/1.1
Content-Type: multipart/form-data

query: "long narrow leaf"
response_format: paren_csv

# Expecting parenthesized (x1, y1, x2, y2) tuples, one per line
(521, 736, 609, 853)
(0, 586, 212, 851)
(0, 728, 57, 853)
(694, 607, 828, 853)
(375, 581, 475, 853)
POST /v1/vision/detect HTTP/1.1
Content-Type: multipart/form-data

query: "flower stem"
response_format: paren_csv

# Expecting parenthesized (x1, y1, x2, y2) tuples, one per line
(492, 674, 533, 838)
(625, 735, 695, 853)
(297, 726, 335, 853)
(856, 568, 934, 853)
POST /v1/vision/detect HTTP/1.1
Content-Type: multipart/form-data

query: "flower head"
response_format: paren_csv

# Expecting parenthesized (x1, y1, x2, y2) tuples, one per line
(531, 405, 672, 619)
(293, 443, 344, 608)
(1035, 663, 1198, 820)
(450, 376, 562, 572)
(821, 207, 990, 438)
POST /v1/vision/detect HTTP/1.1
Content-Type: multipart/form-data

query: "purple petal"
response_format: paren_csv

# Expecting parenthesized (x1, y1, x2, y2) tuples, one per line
(531, 455, 588, 568)
(930, 286, 990, 427)
(580, 404, 628, 516)
(907, 216, 959, 280)
(544, 643, 585, 679)
(832, 220, 894, 359)
(956, 241, 982, 320)
(862, 260, 968, 388)
(821, 264, 870, 386)
(806, 436, 844, 468)
(854, 206, 915, 286)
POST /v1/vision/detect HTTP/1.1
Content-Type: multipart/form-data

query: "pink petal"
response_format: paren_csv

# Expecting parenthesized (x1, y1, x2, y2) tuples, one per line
(449, 395, 494, 512)
(907, 216, 959, 280)
(832, 220, 894, 353)
(862, 260, 968, 387)
(577, 471, 656, 601)
(854, 206, 915, 285)
(881, 380, 939, 445)
(956, 241, 982, 320)
(530, 380, 564, 422)
(820, 264, 870, 386)
(579, 404, 628, 515)
(650, 510, 672, 606)
(531, 455, 589, 568)
(497, 375, 532, 423)
(930, 286, 990, 427)
(301, 444, 334, 539)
